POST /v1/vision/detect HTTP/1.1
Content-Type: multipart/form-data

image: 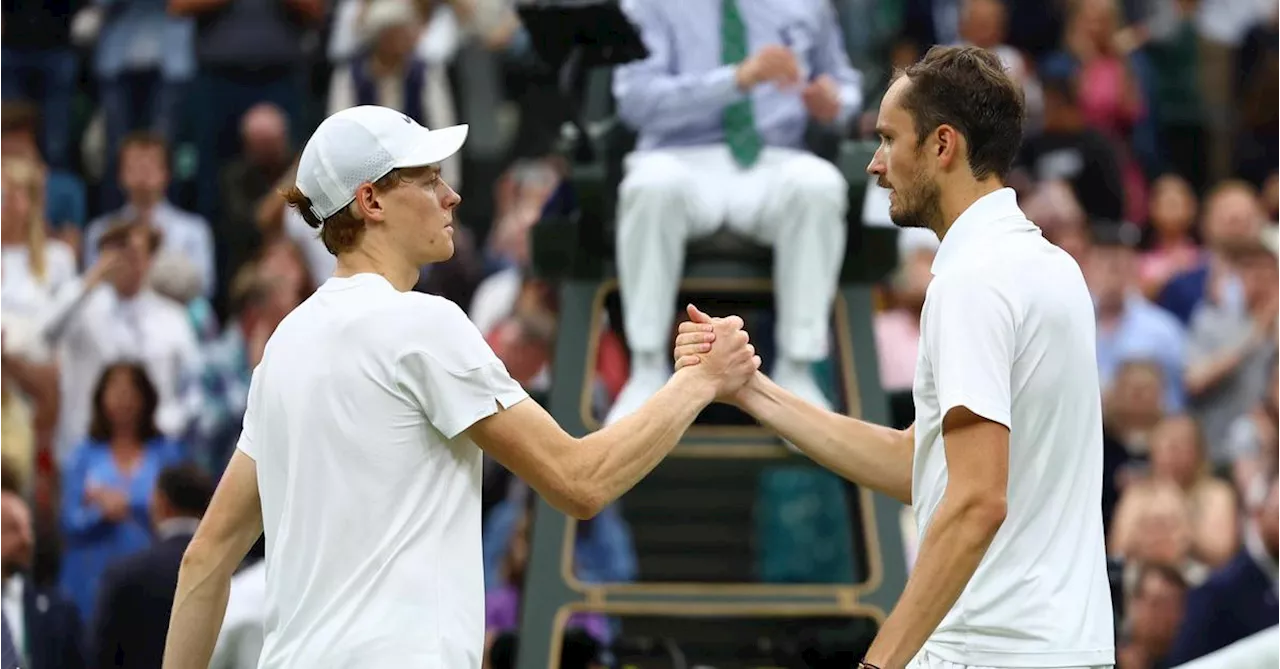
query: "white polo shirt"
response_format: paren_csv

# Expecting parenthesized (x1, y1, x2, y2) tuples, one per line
(911, 189, 1115, 667)
(239, 274, 528, 669)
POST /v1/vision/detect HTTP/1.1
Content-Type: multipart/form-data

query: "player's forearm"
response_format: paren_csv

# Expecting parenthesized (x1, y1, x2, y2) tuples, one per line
(572, 369, 715, 517)
(162, 551, 234, 669)
(736, 373, 913, 503)
(864, 493, 1006, 669)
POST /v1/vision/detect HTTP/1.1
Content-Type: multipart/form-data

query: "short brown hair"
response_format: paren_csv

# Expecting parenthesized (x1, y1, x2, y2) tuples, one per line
(98, 219, 163, 254)
(896, 45, 1026, 181)
(119, 130, 170, 167)
(280, 166, 432, 256)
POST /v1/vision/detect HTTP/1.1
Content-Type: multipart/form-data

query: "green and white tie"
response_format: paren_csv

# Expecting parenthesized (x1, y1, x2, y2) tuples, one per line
(721, 0, 763, 168)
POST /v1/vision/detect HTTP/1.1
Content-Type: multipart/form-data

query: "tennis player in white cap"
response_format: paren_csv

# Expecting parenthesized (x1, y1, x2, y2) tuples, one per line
(160, 105, 761, 669)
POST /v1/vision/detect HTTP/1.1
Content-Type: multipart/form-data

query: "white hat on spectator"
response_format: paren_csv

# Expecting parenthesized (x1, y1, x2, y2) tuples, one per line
(296, 105, 468, 220)
(1260, 224, 1278, 257)
(897, 227, 941, 262)
(360, 0, 419, 42)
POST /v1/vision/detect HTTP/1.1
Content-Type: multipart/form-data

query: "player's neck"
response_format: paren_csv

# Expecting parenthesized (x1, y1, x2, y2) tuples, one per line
(333, 246, 420, 292)
(934, 178, 1006, 241)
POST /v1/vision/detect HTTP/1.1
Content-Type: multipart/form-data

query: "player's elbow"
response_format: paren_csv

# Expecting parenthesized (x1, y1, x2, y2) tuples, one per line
(543, 459, 605, 520)
(958, 492, 1007, 537)
(557, 479, 605, 520)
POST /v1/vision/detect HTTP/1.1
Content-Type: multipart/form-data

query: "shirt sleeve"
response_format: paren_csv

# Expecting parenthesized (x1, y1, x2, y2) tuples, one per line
(235, 365, 262, 461)
(923, 273, 1018, 429)
(394, 300, 528, 440)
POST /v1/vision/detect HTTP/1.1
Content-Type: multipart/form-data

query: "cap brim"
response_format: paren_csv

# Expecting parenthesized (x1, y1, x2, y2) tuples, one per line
(393, 124, 469, 170)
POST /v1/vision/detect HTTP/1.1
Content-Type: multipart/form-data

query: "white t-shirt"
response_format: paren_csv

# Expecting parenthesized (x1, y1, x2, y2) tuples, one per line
(911, 189, 1115, 668)
(240, 274, 528, 669)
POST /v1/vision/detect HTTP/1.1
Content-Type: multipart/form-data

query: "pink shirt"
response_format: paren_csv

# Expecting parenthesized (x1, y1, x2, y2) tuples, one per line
(874, 309, 922, 392)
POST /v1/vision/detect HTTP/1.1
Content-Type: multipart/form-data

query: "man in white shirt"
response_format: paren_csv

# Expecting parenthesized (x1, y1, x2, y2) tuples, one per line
(52, 222, 200, 461)
(161, 105, 761, 669)
(674, 46, 1114, 669)
(84, 132, 217, 298)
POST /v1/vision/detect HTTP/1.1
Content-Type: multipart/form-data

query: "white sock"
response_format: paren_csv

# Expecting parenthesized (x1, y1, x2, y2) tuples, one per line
(630, 351, 667, 378)
(773, 358, 812, 380)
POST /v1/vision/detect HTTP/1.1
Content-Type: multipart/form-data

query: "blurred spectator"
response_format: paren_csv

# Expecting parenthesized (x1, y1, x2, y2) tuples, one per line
(255, 238, 315, 307)
(254, 160, 336, 285)
(1086, 222, 1187, 411)
(1016, 74, 1126, 223)
(183, 263, 296, 473)
(1041, 0, 1149, 224)
(483, 483, 637, 594)
(1101, 360, 1168, 527)
(0, 102, 88, 247)
(1226, 362, 1278, 506)
(607, 0, 861, 423)
(1022, 179, 1090, 264)
(1194, 0, 1272, 183)
(484, 277, 557, 395)
(1158, 180, 1265, 324)
(208, 556, 266, 669)
(1183, 224, 1278, 462)
(169, 0, 321, 225)
(328, 0, 463, 64)
(93, 0, 194, 212)
(873, 230, 936, 393)
(1143, 0, 1207, 192)
(1, 487, 85, 669)
(957, 0, 1044, 133)
(470, 159, 562, 333)
(1144, 415, 1239, 567)
(484, 492, 615, 654)
(58, 362, 186, 620)
(0, 157, 76, 481)
(150, 250, 220, 344)
(50, 222, 199, 460)
(1109, 479, 1208, 586)
(216, 104, 296, 313)
(1166, 474, 1279, 665)
(1261, 172, 1280, 221)
(0, 0, 80, 168)
(327, 0, 462, 187)
(90, 463, 213, 669)
(85, 132, 217, 299)
(1233, 6, 1278, 187)
(1138, 174, 1202, 300)
(1116, 564, 1187, 669)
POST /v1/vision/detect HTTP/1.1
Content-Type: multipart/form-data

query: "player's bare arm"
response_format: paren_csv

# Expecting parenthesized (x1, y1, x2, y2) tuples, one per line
(673, 304, 913, 503)
(162, 450, 264, 669)
(862, 407, 1009, 669)
(469, 313, 761, 519)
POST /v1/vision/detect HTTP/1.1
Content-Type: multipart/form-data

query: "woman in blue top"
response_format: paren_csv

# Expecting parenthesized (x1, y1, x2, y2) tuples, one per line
(59, 361, 186, 619)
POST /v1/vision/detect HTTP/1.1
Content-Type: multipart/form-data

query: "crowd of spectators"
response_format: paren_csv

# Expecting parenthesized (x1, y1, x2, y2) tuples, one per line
(0, 0, 1276, 668)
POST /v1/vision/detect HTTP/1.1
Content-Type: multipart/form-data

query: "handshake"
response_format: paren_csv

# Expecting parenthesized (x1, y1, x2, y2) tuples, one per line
(668, 303, 764, 405)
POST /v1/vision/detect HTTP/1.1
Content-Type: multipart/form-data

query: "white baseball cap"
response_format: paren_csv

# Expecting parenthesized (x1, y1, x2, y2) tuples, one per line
(296, 105, 468, 220)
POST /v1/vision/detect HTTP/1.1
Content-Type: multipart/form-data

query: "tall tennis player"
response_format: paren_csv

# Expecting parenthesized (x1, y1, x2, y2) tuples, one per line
(161, 105, 761, 669)
(675, 46, 1115, 669)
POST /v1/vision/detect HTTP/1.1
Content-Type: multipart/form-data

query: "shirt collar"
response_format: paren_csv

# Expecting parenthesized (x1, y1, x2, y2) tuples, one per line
(1245, 522, 1278, 591)
(930, 188, 1036, 276)
(156, 517, 201, 541)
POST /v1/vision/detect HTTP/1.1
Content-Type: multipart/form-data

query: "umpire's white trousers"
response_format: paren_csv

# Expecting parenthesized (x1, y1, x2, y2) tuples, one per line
(907, 649, 1113, 669)
(615, 144, 847, 361)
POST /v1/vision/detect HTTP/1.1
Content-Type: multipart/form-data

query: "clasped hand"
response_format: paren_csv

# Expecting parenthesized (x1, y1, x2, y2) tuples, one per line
(671, 304, 760, 400)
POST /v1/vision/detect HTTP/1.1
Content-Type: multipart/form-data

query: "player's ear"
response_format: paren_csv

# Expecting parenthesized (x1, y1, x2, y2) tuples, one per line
(934, 124, 961, 169)
(353, 182, 385, 222)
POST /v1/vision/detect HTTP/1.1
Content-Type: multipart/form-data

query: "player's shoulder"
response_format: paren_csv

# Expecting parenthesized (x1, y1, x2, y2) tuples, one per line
(384, 289, 473, 330)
